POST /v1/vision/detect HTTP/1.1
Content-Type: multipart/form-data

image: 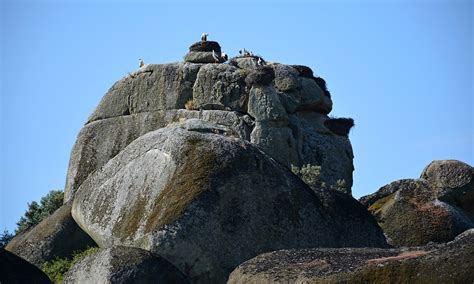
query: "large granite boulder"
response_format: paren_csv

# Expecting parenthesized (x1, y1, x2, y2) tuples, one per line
(72, 120, 387, 283)
(228, 229, 474, 283)
(64, 109, 253, 203)
(0, 249, 51, 284)
(5, 203, 96, 267)
(360, 179, 474, 246)
(420, 160, 474, 216)
(63, 246, 188, 284)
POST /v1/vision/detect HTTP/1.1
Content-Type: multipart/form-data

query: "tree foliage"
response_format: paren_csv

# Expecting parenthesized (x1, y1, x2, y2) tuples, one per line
(16, 190, 64, 234)
(291, 164, 323, 190)
(0, 230, 14, 248)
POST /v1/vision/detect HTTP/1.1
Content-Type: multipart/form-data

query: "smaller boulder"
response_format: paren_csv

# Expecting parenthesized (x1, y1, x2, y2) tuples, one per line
(272, 64, 301, 92)
(5, 202, 96, 267)
(244, 66, 275, 86)
(360, 179, 474, 246)
(63, 246, 188, 284)
(420, 160, 474, 217)
(228, 228, 474, 283)
(228, 56, 262, 70)
(247, 86, 287, 122)
(184, 51, 225, 64)
(192, 64, 247, 111)
(0, 249, 51, 284)
(297, 78, 332, 114)
(291, 65, 314, 78)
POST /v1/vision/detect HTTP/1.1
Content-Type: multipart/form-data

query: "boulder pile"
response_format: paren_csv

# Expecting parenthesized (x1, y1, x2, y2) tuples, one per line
(4, 38, 472, 283)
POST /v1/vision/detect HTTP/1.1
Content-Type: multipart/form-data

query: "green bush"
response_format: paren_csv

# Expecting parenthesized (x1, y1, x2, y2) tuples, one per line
(291, 164, 322, 190)
(332, 179, 348, 193)
(41, 246, 99, 283)
(291, 164, 348, 193)
(16, 190, 64, 234)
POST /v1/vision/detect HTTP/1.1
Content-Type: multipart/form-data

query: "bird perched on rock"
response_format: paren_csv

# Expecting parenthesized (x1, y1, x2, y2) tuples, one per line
(239, 48, 252, 57)
(212, 50, 220, 63)
(257, 57, 266, 66)
(139, 58, 145, 68)
(221, 52, 228, 62)
(201, 33, 208, 42)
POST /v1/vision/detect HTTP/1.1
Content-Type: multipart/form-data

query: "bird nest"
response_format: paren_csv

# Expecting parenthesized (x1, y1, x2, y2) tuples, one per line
(324, 118, 354, 137)
(313, 77, 331, 98)
(189, 41, 221, 53)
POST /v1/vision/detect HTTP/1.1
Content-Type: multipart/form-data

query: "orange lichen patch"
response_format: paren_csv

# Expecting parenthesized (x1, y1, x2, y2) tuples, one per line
(367, 250, 430, 265)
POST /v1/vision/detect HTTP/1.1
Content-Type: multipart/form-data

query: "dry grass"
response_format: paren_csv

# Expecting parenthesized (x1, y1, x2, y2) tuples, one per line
(185, 99, 196, 110)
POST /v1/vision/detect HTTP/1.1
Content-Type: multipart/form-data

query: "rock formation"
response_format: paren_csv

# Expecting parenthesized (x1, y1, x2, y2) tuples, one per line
(360, 160, 474, 246)
(11, 39, 473, 283)
(228, 228, 474, 283)
(58, 39, 372, 282)
(63, 41, 356, 203)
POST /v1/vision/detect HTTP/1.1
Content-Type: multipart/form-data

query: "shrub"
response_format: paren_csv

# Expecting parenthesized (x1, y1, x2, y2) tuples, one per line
(41, 246, 99, 283)
(291, 164, 323, 190)
(292, 165, 349, 194)
(331, 179, 348, 193)
(16, 190, 64, 234)
(185, 99, 196, 110)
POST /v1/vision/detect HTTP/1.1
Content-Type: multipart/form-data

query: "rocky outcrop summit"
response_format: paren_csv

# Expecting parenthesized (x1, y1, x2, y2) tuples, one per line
(360, 160, 474, 246)
(64, 42, 355, 205)
(228, 228, 474, 283)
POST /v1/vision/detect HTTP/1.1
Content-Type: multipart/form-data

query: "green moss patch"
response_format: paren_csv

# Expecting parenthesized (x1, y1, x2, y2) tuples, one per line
(144, 136, 218, 232)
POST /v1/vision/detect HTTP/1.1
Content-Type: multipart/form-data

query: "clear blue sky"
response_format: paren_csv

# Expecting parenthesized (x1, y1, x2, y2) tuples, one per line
(1, 0, 472, 233)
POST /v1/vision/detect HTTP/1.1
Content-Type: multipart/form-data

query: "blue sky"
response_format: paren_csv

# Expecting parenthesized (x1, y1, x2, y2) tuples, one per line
(1, 0, 472, 233)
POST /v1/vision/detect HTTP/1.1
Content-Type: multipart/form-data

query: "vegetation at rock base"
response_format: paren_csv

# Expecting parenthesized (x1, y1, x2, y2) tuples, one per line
(41, 246, 99, 284)
(0, 229, 14, 248)
(16, 190, 64, 234)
